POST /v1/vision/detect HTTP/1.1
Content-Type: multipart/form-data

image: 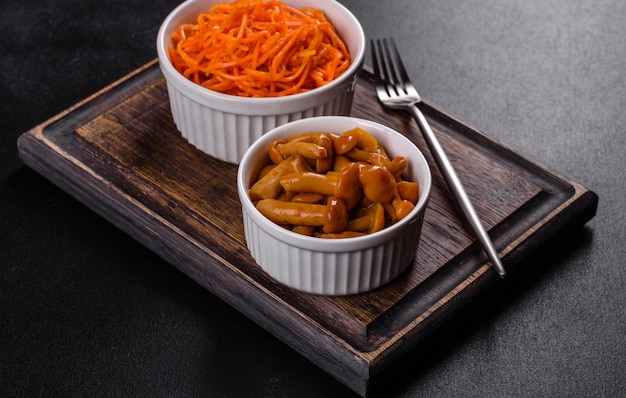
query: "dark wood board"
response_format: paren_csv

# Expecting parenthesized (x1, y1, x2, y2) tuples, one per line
(17, 59, 598, 397)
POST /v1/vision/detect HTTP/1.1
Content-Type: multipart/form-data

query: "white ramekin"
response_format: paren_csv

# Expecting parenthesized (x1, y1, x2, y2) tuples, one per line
(237, 116, 432, 295)
(156, 0, 366, 164)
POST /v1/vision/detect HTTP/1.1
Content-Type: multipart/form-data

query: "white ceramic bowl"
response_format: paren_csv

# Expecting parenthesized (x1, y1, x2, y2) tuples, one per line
(237, 117, 432, 295)
(156, 0, 366, 164)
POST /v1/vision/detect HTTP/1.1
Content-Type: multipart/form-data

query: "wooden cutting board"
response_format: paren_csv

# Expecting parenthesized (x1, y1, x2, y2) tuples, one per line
(17, 59, 597, 397)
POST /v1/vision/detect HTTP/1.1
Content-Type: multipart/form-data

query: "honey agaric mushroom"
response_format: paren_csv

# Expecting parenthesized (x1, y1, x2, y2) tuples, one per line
(249, 155, 311, 201)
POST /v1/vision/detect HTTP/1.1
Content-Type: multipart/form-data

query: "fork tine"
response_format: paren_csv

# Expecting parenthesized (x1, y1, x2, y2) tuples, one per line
(386, 38, 414, 91)
(371, 38, 391, 98)
(380, 38, 402, 94)
(372, 38, 413, 99)
(370, 39, 382, 82)
(380, 37, 418, 99)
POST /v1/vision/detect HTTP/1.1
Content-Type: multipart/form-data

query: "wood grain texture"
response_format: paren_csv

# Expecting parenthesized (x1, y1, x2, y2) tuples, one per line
(17, 60, 597, 397)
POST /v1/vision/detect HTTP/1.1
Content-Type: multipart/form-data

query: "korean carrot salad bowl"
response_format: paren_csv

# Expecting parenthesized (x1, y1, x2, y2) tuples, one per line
(157, 0, 366, 163)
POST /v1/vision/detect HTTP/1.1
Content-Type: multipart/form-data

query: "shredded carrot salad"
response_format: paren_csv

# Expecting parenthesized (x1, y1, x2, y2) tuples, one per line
(168, 0, 352, 97)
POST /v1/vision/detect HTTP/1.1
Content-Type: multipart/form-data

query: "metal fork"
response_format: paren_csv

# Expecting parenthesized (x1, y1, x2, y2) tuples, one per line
(371, 37, 506, 278)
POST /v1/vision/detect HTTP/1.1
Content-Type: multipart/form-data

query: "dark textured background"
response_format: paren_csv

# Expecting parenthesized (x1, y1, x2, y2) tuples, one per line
(2, 0, 624, 396)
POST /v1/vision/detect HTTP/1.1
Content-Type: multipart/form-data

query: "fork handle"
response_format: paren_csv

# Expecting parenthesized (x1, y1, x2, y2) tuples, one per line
(409, 104, 506, 278)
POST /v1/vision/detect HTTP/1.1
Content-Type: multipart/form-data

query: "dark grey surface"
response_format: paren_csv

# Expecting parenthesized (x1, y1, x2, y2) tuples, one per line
(1, 0, 624, 396)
